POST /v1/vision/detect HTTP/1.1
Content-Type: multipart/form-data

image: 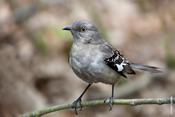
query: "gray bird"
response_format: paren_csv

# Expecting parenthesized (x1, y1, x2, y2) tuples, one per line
(63, 20, 161, 114)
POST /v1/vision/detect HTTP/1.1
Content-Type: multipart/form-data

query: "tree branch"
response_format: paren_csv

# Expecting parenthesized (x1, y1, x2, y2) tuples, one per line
(21, 97, 175, 117)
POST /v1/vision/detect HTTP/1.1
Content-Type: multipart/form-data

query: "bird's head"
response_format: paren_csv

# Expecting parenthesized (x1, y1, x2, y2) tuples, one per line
(63, 20, 103, 44)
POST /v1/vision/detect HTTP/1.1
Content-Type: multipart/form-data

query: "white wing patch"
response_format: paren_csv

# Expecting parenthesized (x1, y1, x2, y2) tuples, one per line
(115, 62, 127, 71)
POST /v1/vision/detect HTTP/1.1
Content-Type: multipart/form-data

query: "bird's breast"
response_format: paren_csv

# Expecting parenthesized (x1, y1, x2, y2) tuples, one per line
(69, 43, 119, 84)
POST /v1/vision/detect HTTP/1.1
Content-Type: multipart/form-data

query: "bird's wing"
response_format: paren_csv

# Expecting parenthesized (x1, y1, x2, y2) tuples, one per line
(100, 43, 135, 78)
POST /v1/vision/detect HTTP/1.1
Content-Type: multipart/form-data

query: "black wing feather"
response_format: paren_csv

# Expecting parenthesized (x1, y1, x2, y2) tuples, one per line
(104, 50, 135, 78)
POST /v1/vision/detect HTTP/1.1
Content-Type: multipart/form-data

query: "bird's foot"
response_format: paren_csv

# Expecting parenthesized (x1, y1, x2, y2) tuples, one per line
(71, 98, 82, 114)
(104, 97, 114, 111)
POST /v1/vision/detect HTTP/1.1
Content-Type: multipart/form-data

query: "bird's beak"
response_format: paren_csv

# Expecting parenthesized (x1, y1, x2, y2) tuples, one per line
(62, 25, 72, 31)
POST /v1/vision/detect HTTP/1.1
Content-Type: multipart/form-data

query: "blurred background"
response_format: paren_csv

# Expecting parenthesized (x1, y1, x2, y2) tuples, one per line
(0, 0, 175, 117)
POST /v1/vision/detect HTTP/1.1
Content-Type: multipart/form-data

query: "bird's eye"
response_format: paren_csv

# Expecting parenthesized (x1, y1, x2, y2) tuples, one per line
(80, 27, 87, 32)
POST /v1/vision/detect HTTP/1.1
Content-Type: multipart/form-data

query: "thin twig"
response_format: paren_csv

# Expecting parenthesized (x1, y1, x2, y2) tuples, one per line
(21, 97, 175, 117)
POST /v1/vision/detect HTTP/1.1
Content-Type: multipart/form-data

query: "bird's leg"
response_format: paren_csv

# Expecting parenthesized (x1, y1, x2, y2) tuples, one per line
(104, 84, 115, 111)
(72, 83, 92, 114)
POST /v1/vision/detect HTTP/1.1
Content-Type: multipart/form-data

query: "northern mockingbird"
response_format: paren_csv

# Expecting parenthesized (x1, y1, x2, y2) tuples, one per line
(63, 20, 161, 114)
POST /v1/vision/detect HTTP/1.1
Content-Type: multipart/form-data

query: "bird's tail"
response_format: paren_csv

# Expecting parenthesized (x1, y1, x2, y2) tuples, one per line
(130, 63, 162, 73)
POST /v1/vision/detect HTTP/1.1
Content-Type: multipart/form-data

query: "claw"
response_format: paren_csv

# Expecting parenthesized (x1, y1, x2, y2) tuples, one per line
(104, 97, 114, 111)
(71, 98, 82, 114)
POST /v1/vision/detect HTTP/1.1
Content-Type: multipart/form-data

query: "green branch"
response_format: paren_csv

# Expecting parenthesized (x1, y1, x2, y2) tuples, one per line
(21, 97, 175, 117)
